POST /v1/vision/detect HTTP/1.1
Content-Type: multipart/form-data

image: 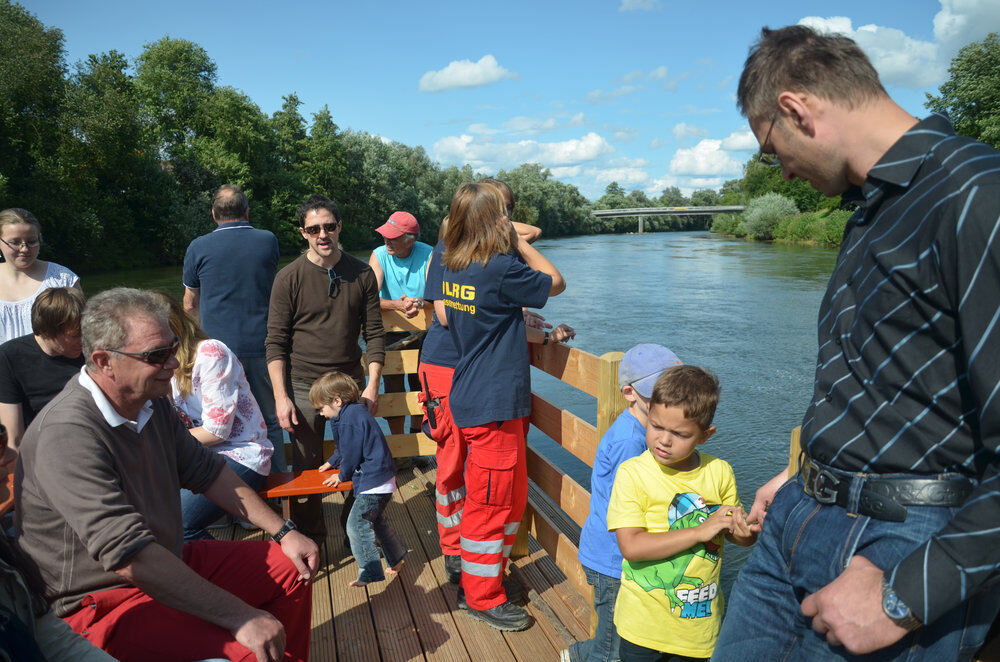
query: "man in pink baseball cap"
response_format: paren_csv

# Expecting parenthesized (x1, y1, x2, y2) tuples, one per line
(369, 211, 434, 433)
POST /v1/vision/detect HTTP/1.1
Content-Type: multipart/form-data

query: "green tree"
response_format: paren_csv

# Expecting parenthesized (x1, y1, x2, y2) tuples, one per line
(658, 186, 688, 207)
(926, 33, 1000, 149)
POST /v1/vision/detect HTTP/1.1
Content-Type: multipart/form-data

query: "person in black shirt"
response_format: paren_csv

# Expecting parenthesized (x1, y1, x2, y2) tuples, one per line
(0, 287, 85, 457)
(712, 26, 1000, 662)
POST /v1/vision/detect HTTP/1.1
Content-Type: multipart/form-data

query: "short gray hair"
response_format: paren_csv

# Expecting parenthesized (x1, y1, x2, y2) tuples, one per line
(82, 288, 170, 369)
(403, 233, 418, 242)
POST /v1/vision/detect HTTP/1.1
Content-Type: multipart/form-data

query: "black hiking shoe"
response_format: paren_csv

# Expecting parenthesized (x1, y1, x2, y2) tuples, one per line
(456, 578, 525, 611)
(464, 600, 532, 631)
(445, 555, 462, 584)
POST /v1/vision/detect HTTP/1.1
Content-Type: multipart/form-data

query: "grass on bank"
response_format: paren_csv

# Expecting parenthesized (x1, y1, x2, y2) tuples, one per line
(711, 208, 851, 247)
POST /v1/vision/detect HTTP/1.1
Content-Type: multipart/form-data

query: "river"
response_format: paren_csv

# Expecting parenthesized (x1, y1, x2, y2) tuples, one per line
(85, 230, 840, 592)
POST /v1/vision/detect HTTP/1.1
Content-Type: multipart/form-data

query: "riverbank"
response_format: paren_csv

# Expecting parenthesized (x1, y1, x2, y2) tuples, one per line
(710, 208, 851, 247)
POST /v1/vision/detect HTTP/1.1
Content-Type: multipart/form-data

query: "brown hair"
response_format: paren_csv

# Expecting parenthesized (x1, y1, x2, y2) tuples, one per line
(154, 291, 209, 397)
(481, 177, 515, 216)
(212, 184, 248, 221)
(297, 193, 341, 227)
(309, 370, 361, 410)
(737, 25, 886, 121)
(0, 208, 42, 235)
(442, 182, 516, 271)
(650, 365, 720, 432)
(31, 287, 85, 338)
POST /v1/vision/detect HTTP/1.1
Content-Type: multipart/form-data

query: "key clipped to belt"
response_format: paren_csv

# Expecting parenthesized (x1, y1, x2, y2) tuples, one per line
(421, 372, 440, 430)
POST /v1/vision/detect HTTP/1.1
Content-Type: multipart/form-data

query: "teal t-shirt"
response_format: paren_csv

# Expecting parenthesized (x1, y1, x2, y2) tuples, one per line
(373, 241, 433, 300)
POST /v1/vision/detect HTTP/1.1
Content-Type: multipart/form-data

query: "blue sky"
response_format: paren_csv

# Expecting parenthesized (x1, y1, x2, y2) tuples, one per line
(24, 0, 1000, 200)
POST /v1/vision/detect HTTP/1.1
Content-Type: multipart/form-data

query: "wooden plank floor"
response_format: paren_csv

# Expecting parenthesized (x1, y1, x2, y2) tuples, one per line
(222, 465, 588, 661)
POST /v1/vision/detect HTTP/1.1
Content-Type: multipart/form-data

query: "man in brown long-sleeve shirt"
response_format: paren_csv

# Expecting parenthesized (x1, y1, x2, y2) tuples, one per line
(266, 194, 385, 539)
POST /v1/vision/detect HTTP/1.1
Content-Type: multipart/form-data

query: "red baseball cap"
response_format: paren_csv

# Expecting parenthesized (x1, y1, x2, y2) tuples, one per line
(375, 211, 419, 239)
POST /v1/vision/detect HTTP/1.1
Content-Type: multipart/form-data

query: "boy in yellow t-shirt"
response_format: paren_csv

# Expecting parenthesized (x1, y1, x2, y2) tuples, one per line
(608, 366, 756, 661)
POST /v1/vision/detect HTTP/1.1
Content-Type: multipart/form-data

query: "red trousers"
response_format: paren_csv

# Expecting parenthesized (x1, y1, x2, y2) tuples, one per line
(62, 540, 312, 662)
(419, 362, 466, 556)
(459, 418, 528, 611)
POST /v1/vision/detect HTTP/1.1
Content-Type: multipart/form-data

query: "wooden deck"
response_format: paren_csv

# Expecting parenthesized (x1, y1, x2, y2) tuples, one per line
(222, 463, 589, 661)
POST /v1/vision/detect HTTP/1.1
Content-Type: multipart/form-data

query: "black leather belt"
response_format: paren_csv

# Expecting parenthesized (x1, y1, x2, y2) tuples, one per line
(800, 457, 973, 522)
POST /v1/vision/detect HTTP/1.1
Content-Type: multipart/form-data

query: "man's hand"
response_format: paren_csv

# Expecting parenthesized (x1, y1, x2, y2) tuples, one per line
(551, 324, 576, 342)
(401, 296, 422, 318)
(523, 309, 550, 330)
(279, 530, 320, 582)
(747, 468, 790, 533)
(275, 395, 297, 433)
(361, 383, 379, 415)
(801, 555, 910, 654)
(232, 610, 286, 662)
(323, 473, 342, 488)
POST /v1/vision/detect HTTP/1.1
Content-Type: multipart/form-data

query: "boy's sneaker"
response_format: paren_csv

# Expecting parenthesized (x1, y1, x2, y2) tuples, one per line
(445, 555, 462, 584)
(463, 600, 531, 631)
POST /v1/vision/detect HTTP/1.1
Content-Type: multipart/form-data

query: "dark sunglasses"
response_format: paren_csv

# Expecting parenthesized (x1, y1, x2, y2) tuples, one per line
(104, 337, 180, 366)
(327, 268, 341, 298)
(302, 222, 340, 236)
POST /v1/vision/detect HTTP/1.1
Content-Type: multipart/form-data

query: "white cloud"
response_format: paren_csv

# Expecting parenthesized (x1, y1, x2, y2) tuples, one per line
(677, 105, 721, 115)
(585, 85, 641, 104)
(467, 123, 500, 135)
(621, 70, 644, 83)
(688, 177, 725, 188)
(648, 66, 670, 80)
(934, 0, 1000, 57)
(799, 16, 944, 88)
(619, 0, 661, 11)
(716, 75, 734, 90)
(720, 129, 757, 151)
(500, 112, 586, 135)
(585, 167, 650, 187)
(669, 139, 743, 176)
(550, 166, 582, 178)
(418, 55, 516, 93)
(649, 137, 670, 149)
(672, 122, 709, 141)
(432, 132, 614, 171)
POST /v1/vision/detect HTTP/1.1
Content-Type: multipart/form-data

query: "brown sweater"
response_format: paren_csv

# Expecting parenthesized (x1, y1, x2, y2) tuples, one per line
(14, 377, 225, 616)
(265, 252, 385, 384)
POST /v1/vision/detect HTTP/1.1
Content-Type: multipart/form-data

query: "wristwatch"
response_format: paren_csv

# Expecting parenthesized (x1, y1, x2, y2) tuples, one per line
(271, 518, 297, 543)
(881, 576, 921, 631)
(542, 330, 550, 345)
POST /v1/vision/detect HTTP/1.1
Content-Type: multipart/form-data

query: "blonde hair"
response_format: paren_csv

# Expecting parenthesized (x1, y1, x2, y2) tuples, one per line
(154, 291, 209, 397)
(0, 208, 42, 237)
(309, 370, 361, 410)
(650, 365, 721, 432)
(441, 182, 516, 271)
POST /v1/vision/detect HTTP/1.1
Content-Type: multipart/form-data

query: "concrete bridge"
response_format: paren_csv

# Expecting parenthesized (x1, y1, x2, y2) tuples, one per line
(591, 205, 745, 233)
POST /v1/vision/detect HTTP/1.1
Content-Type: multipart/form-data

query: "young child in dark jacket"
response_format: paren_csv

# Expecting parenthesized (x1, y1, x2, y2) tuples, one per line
(312, 370, 408, 587)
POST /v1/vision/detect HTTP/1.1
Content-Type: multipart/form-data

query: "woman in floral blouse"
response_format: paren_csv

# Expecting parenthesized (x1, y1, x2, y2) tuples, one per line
(157, 293, 274, 540)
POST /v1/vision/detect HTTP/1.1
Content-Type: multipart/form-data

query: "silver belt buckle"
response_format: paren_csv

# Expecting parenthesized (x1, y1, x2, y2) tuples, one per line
(805, 461, 840, 505)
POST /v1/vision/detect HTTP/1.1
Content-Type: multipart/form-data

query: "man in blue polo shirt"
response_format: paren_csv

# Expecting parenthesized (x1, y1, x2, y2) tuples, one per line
(183, 184, 285, 471)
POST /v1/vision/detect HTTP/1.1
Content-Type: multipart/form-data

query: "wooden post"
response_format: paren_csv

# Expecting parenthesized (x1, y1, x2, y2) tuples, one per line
(511, 515, 530, 558)
(597, 351, 626, 439)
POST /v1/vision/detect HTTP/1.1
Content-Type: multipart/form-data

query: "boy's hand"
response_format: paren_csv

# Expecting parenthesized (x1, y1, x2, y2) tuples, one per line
(729, 507, 752, 538)
(699, 505, 740, 541)
(318, 462, 332, 472)
(323, 474, 341, 488)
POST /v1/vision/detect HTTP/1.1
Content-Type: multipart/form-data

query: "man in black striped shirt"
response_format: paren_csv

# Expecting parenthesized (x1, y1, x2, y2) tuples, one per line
(713, 26, 1000, 662)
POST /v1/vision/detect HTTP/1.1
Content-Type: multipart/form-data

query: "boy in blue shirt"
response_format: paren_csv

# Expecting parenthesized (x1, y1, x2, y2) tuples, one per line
(564, 344, 683, 662)
(313, 370, 408, 587)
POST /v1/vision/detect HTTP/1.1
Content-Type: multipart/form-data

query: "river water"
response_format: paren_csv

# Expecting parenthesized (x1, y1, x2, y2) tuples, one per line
(87, 230, 839, 591)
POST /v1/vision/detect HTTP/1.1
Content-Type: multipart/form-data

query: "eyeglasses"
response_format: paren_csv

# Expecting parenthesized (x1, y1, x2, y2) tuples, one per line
(756, 117, 780, 167)
(103, 337, 180, 367)
(0, 236, 40, 251)
(302, 222, 340, 236)
(327, 268, 341, 298)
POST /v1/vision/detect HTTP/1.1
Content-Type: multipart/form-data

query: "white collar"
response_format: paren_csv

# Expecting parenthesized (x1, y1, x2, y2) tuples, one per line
(77, 366, 154, 433)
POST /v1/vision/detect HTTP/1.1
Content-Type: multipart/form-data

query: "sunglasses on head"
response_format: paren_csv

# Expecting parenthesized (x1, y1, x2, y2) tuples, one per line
(103, 337, 180, 367)
(301, 222, 340, 236)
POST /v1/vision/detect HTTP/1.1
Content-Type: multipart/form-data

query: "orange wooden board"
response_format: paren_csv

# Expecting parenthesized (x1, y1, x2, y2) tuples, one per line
(261, 470, 353, 498)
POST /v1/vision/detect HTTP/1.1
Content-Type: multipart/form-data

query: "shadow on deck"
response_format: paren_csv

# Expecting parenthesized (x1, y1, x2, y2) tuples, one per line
(222, 464, 588, 661)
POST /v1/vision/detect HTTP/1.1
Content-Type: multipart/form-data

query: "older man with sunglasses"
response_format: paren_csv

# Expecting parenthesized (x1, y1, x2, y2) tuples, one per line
(265, 194, 385, 543)
(15, 287, 318, 662)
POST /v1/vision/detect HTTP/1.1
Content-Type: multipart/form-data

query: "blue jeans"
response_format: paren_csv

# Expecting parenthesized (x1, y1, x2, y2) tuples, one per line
(346, 492, 408, 583)
(180, 456, 267, 541)
(712, 477, 1000, 662)
(568, 567, 622, 662)
(619, 638, 705, 662)
(239, 355, 286, 473)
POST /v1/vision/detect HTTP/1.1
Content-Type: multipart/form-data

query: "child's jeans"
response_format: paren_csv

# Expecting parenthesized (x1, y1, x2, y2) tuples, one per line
(345, 492, 408, 583)
(567, 567, 622, 662)
(619, 638, 706, 662)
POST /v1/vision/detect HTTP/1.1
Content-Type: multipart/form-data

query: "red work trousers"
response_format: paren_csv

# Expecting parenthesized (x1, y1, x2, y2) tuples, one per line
(459, 418, 528, 611)
(62, 540, 312, 662)
(418, 361, 466, 556)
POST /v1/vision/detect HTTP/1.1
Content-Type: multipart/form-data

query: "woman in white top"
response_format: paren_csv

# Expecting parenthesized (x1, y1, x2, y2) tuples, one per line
(0, 209, 79, 344)
(157, 292, 273, 541)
